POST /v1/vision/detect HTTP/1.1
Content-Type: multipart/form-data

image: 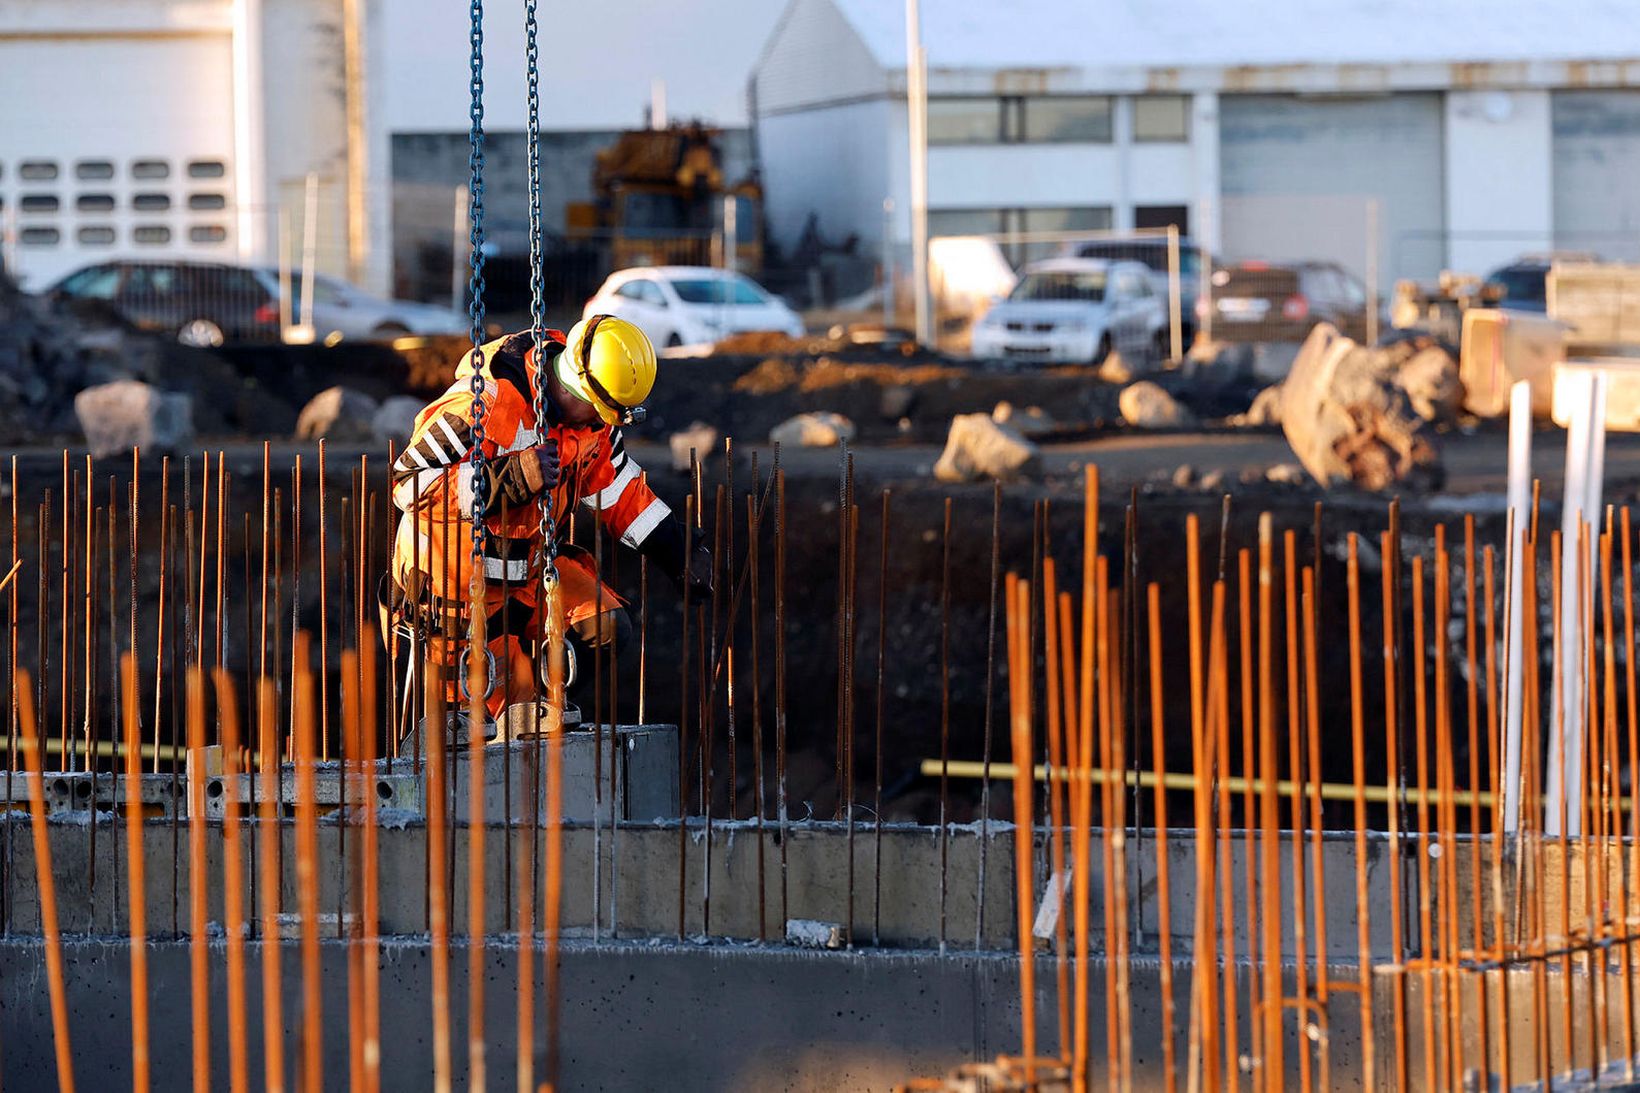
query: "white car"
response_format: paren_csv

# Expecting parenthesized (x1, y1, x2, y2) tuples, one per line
(255, 269, 469, 343)
(584, 266, 804, 349)
(969, 258, 1167, 365)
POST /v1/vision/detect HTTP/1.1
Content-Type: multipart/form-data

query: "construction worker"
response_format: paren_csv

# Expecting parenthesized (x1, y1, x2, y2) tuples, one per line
(387, 316, 710, 732)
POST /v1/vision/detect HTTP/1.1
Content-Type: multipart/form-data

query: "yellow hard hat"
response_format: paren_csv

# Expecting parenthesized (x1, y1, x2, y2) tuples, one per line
(557, 315, 658, 426)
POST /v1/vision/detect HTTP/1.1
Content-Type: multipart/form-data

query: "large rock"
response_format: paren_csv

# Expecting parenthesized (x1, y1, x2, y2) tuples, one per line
(1118, 381, 1193, 428)
(669, 421, 719, 472)
(1232, 385, 1283, 427)
(73, 381, 193, 458)
(1395, 343, 1464, 423)
(295, 386, 381, 442)
(769, 411, 855, 449)
(933, 413, 1040, 482)
(371, 395, 425, 445)
(1278, 324, 1442, 490)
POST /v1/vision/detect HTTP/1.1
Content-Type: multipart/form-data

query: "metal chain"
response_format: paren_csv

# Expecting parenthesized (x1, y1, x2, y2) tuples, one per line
(464, 0, 492, 691)
(525, 0, 556, 586)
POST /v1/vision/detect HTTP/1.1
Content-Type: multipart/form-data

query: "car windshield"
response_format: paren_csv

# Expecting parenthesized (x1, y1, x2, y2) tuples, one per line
(669, 278, 768, 305)
(1488, 267, 1547, 304)
(1010, 271, 1106, 302)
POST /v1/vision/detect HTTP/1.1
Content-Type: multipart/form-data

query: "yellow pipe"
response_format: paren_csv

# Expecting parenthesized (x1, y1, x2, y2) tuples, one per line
(919, 759, 1514, 810)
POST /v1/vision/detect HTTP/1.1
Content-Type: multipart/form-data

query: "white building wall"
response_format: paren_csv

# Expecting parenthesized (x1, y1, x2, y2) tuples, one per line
(1445, 90, 1553, 276)
(754, 0, 887, 116)
(758, 97, 894, 257)
(927, 145, 1123, 212)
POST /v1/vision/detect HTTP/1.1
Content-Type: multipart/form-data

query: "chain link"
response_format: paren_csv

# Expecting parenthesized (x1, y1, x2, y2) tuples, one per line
(524, 0, 556, 587)
(464, 0, 491, 694)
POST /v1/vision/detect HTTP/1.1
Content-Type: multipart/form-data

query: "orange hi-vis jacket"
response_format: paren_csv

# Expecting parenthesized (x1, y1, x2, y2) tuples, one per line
(389, 331, 669, 614)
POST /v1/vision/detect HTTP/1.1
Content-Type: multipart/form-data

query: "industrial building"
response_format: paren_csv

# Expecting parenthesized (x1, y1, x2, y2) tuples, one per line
(752, 0, 1640, 291)
(0, 0, 777, 294)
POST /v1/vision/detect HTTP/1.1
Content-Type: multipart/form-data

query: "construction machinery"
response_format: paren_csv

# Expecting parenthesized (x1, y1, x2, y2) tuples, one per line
(566, 122, 763, 272)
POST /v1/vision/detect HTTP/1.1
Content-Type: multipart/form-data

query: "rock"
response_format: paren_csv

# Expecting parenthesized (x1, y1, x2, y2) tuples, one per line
(1096, 351, 1134, 385)
(669, 421, 719, 472)
(1171, 464, 1195, 488)
(1118, 381, 1194, 429)
(1199, 469, 1226, 492)
(1236, 386, 1284, 427)
(1395, 344, 1465, 423)
(991, 401, 1058, 438)
(879, 384, 916, 420)
(1278, 324, 1443, 490)
(74, 381, 194, 458)
(769, 411, 855, 449)
(785, 918, 844, 949)
(295, 386, 381, 442)
(371, 396, 424, 445)
(1266, 463, 1307, 485)
(933, 413, 1040, 483)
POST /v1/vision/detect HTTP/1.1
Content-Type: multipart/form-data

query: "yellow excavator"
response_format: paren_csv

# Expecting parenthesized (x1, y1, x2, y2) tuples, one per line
(566, 122, 763, 272)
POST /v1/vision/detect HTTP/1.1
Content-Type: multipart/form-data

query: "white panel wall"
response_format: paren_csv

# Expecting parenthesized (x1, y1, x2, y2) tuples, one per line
(379, 0, 781, 134)
(1445, 90, 1552, 276)
(927, 145, 1122, 210)
(758, 97, 894, 256)
(1553, 90, 1640, 263)
(0, 36, 237, 288)
(754, 0, 887, 116)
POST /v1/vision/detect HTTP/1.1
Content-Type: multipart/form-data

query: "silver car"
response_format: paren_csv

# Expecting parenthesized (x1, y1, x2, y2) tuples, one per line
(969, 258, 1167, 365)
(255, 270, 469, 343)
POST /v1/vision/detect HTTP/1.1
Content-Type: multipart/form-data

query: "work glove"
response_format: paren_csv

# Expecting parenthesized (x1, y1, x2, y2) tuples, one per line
(480, 439, 560, 516)
(640, 514, 715, 600)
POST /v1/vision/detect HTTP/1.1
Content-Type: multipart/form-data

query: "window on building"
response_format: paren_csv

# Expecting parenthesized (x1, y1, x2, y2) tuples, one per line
(926, 208, 1007, 237)
(187, 160, 227, 179)
(20, 227, 60, 247)
(75, 160, 115, 181)
(1134, 205, 1190, 234)
(188, 193, 227, 211)
(1134, 95, 1190, 142)
(77, 194, 116, 213)
(1020, 207, 1115, 233)
(131, 159, 169, 180)
(189, 225, 228, 244)
(77, 226, 117, 246)
(927, 98, 1005, 145)
(1021, 96, 1113, 143)
(20, 195, 60, 213)
(133, 193, 171, 212)
(20, 161, 58, 181)
(133, 225, 172, 245)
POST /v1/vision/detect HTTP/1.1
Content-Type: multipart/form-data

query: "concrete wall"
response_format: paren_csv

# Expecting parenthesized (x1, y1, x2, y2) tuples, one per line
(0, 938, 1371, 1092)
(1445, 89, 1554, 276)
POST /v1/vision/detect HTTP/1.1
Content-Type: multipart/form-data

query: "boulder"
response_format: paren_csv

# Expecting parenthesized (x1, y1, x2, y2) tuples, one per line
(669, 421, 719, 472)
(1278, 324, 1442, 491)
(932, 413, 1040, 483)
(371, 396, 425, 445)
(1395, 343, 1465, 423)
(1096, 351, 1135, 385)
(295, 386, 381, 442)
(73, 381, 193, 458)
(1171, 464, 1195, 488)
(1199, 469, 1226, 492)
(769, 411, 855, 449)
(1266, 463, 1307, 485)
(1118, 381, 1194, 429)
(1236, 385, 1284, 427)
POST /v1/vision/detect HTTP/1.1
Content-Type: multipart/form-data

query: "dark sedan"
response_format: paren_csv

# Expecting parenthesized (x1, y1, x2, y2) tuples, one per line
(46, 260, 282, 347)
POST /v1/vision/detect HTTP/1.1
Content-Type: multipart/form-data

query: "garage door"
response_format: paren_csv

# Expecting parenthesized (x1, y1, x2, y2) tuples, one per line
(0, 36, 237, 289)
(1219, 93, 1446, 292)
(1553, 91, 1640, 263)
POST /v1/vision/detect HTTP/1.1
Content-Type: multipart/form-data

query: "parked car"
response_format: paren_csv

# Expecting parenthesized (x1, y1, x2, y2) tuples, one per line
(1066, 236, 1202, 343)
(46, 260, 280, 346)
(969, 258, 1166, 365)
(1481, 253, 1602, 315)
(584, 266, 804, 348)
(1201, 261, 1371, 343)
(256, 270, 468, 343)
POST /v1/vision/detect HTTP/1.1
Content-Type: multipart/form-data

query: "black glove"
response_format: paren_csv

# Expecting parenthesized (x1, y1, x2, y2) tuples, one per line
(639, 512, 714, 600)
(480, 439, 559, 516)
